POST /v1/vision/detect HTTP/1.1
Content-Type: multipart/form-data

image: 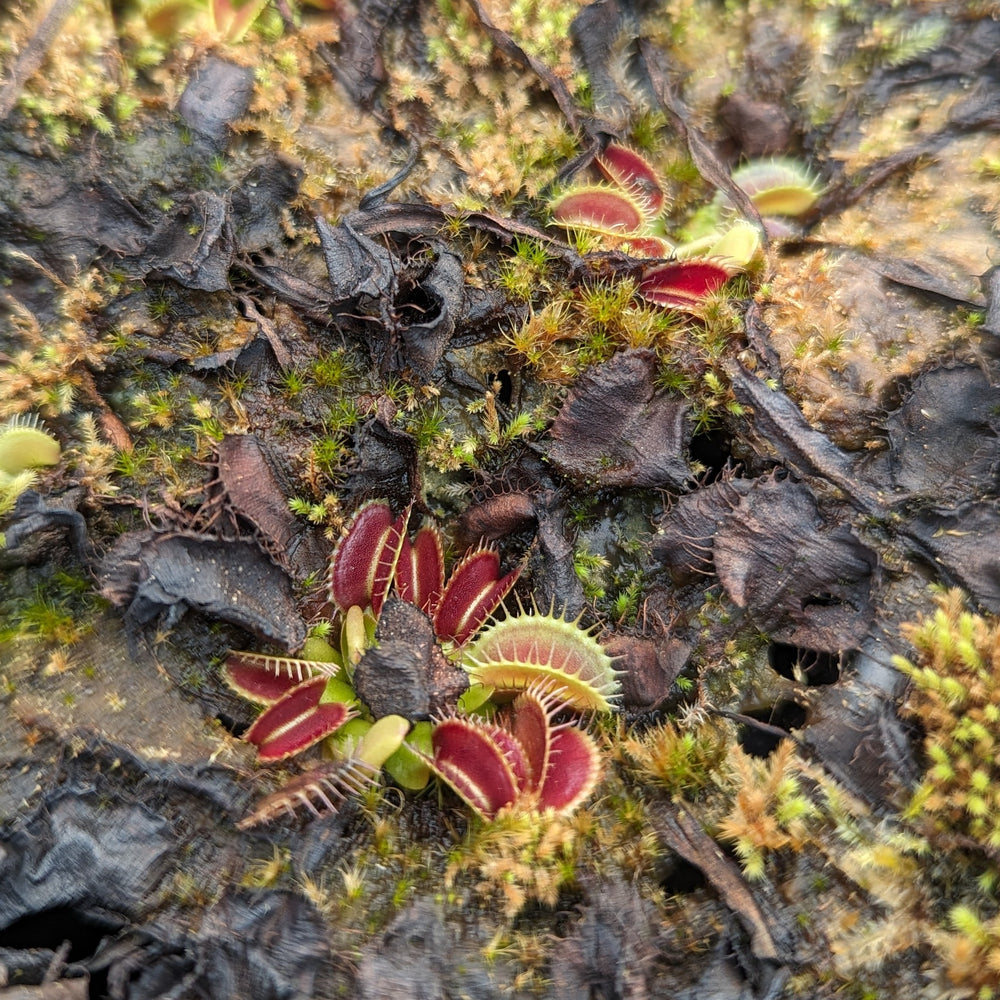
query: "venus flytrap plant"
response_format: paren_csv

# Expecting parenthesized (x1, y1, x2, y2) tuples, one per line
(226, 499, 619, 827)
(548, 142, 758, 311)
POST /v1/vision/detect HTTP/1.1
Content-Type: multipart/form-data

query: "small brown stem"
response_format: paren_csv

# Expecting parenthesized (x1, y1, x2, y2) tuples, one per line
(0, 0, 80, 121)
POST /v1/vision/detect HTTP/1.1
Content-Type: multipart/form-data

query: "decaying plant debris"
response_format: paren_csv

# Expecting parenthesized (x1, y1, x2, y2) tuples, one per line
(2, 0, 1000, 996)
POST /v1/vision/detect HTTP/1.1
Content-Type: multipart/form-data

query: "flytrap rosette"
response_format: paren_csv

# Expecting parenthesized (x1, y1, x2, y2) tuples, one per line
(462, 604, 620, 712)
(420, 683, 603, 820)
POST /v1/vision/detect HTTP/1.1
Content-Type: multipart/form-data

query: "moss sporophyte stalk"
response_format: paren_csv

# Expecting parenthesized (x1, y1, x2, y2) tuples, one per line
(225, 500, 619, 827)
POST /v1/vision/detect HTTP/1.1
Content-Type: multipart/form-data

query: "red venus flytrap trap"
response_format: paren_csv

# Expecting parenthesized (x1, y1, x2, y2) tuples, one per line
(548, 142, 821, 310)
(224, 500, 619, 827)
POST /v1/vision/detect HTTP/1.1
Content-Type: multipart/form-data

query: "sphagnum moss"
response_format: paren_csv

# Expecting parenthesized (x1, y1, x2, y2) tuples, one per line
(894, 588, 1000, 853)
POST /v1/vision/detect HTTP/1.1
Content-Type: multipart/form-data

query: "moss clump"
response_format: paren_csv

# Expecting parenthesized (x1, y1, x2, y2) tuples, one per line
(895, 588, 1000, 852)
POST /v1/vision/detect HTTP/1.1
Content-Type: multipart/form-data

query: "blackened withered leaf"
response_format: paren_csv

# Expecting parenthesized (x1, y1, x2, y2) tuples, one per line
(799, 678, 920, 805)
(544, 349, 691, 489)
(98, 531, 305, 649)
(357, 900, 495, 1000)
(727, 361, 879, 513)
(0, 788, 171, 930)
(530, 496, 586, 617)
(652, 476, 753, 584)
(345, 404, 420, 509)
(981, 263, 1000, 341)
(353, 598, 467, 720)
(316, 215, 398, 305)
(551, 876, 659, 999)
(884, 364, 1000, 498)
(604, 632, 691, 713)
(712, 476, 877, 649)
(215, 434, 328, 581)
(398, 244, 464, 375)
(904, 501, 1000, 613)
(176, 56, 255, 146)
(141, 191, 234, 292)
(1, 488, 90, 566)
(230, 154, 304, 254)
(650, 804, 779, 963)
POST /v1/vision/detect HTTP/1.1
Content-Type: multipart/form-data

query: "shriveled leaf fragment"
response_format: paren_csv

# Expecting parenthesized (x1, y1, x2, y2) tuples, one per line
(884, 365, 1000, 499)
(397, 244, 465, 376)
(712, 476, 877, 649)
(544, 349, 691, 489)
(215, 434, 327, 580)
(604, 632, 692, 713)
(905, 502, 1000, 614)
(141, 191, 234, 292)
(652, 476, 754, 584)
(98, 531, 305, 649)
(353, 598, 468, 720)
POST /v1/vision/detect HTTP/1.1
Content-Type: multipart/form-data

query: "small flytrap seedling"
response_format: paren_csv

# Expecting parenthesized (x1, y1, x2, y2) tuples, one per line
(225, 500, 619, 828)
(548, 143, 821, 310)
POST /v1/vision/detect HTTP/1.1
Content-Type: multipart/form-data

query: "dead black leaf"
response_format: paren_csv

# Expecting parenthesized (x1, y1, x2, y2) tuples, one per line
(712, 476, 877, 649)
(882, 364, 1000, 499)
(639, 40, 765, 237)
(982, 263, 1000, 341)
(530, 494, 586, 617)
(345, 402, 420, 509)
(213, 434, 329, 581)
(544, 349, 692, 489)
(356, 900, 494, 1000)
(551, 876, 660, 1000)
(353, 598, 467, 720)
(140, 191, 234, 292)
(397, 244, 465, 375)
(316, 215, 398, 306)
(1, 489, 91, 567)
(98, 531, 305, 650)
(319, 0, 413, 109)
(176, 56, 255, 147)
(904, 501, 1000, 614)
(798, 675, 920, 805)
(726, 361, 880, 514)
(605, 632, 692, 714)
(570, 0, 643, 121)
(650, 803, 779, 964)
(652, 476, 753, 585)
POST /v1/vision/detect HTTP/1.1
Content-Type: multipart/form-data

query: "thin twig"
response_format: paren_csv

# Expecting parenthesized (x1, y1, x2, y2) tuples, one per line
(0, 0, 80, 121)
